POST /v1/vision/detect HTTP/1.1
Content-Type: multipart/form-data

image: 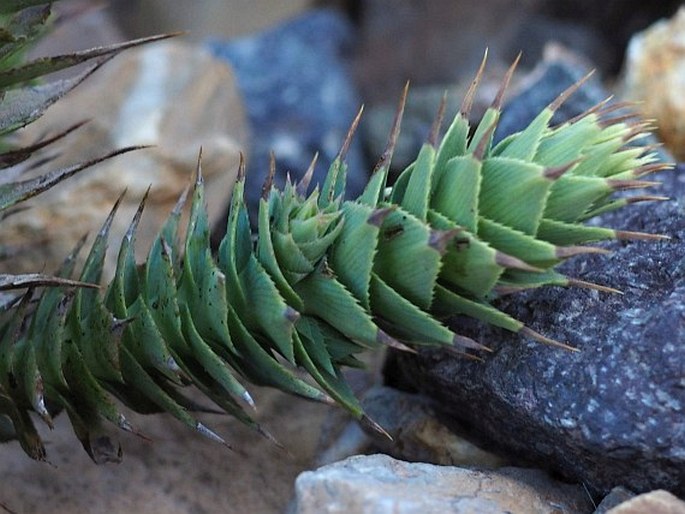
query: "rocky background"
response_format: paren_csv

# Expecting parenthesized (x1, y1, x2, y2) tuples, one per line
(1, 1, 684, 513)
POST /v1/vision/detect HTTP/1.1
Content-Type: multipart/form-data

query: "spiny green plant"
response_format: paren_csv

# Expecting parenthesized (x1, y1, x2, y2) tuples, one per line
(0, 27, 670, 461)
(0, 1, 169, 455)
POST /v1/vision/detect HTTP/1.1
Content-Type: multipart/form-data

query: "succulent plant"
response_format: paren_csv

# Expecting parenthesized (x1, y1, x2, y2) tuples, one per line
(0, 5, 670, 462)
(0, 2, 169, 456)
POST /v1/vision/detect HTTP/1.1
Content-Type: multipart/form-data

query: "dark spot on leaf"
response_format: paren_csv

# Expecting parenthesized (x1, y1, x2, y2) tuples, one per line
(454, 237, 470, 251)
(383, 224, 404, 241)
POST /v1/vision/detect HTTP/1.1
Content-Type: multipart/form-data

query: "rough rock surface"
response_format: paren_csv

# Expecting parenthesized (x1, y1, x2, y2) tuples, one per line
(207, 9, 367, 213)
(621, 7, 685, 160)
(3, 40, 247, 279)
(388, 167, 685, 495)
(291, 454, 592, 514)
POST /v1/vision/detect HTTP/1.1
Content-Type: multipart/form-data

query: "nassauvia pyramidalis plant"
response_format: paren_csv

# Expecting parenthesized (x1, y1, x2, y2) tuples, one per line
(0, 50, 670, 462)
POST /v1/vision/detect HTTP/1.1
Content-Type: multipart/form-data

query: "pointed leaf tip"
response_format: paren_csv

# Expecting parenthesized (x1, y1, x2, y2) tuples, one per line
(296, 152, 318, 197)
(428, 228, 460, 254)
(633, 163, 673, 178)
(125, 186, 151, 242)
(367, 206, 395, 227)
(262, 152, 276, 199)
(195, 422, 230, 447)
(461, 48, 489, 117)
(242, 390, 256, 411)
(567, 278, 623, 295)
(237, 152, 246, 181)
(371, 83, 408, 177)
(339, 105, 364, 161)
(548, 69, 595, 112)
(195, 147, 205, 184)
(520, 326, 579, 352)
(494, 252, 543, 272)
(361, 414, 394, 441)
(472, 121, 497, 161)
(377, 330, 417, 353)
(492, 52, 521, 111)
(544, 160, 578, 180)
(453, 334, 491, 352)
(284, 305, 300, 323)
(555, 245, 611, 259)
(614, 230, 670, 241)
(427, 91, 448, 147)
(607, 179, 661, 191)
(625, 195, 670, 204)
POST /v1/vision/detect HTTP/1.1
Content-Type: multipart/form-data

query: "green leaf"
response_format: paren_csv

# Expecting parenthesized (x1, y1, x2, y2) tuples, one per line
(373, 206, 443, 309)
(400, 143, 436, 221)
(478, 156, 551, 236)
(294, 271, 382, 350)
(0, 34, 175, 89)
(0, 146, 143, 211)
(370, 273, 456, 346)
(430, 155, 481, 233)
(328, 201, 383, 309)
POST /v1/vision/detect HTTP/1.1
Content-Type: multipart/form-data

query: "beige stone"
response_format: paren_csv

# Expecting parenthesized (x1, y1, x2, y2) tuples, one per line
(3, 40, 247, 280)
(621, 7, 685, 159)
(607, 490, 685, 514)
(293, 454, 592, 514)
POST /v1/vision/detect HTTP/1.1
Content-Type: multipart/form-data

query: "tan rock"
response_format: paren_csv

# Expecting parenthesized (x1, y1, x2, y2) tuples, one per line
(606, 490, 685, 514)
(3, 40, 247, 280)
(293, 454, 592, 514)
(109, 0, 312, 41)
(621, 7, 685, 159)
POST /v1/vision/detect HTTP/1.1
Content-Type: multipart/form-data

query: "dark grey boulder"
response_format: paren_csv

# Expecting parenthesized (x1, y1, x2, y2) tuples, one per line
(207, 9, 367, 212)
(387, 167, 685, 496)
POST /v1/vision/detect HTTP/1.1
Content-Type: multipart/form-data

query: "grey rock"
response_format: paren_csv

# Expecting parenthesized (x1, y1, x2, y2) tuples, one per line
(315, 420, 372, 467)
(506, 14, 612, 72)
(292, 454, 592, 514)
(359, 386, 506, 468)
(388, 171, 685, 495)
(594, 487, 636, 514)
(207, 9, 368, 213)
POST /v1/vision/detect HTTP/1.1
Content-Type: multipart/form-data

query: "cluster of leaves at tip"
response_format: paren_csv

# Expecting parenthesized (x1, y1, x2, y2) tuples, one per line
(0, 36, 670, 463)
(0, 1, 170, 455)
